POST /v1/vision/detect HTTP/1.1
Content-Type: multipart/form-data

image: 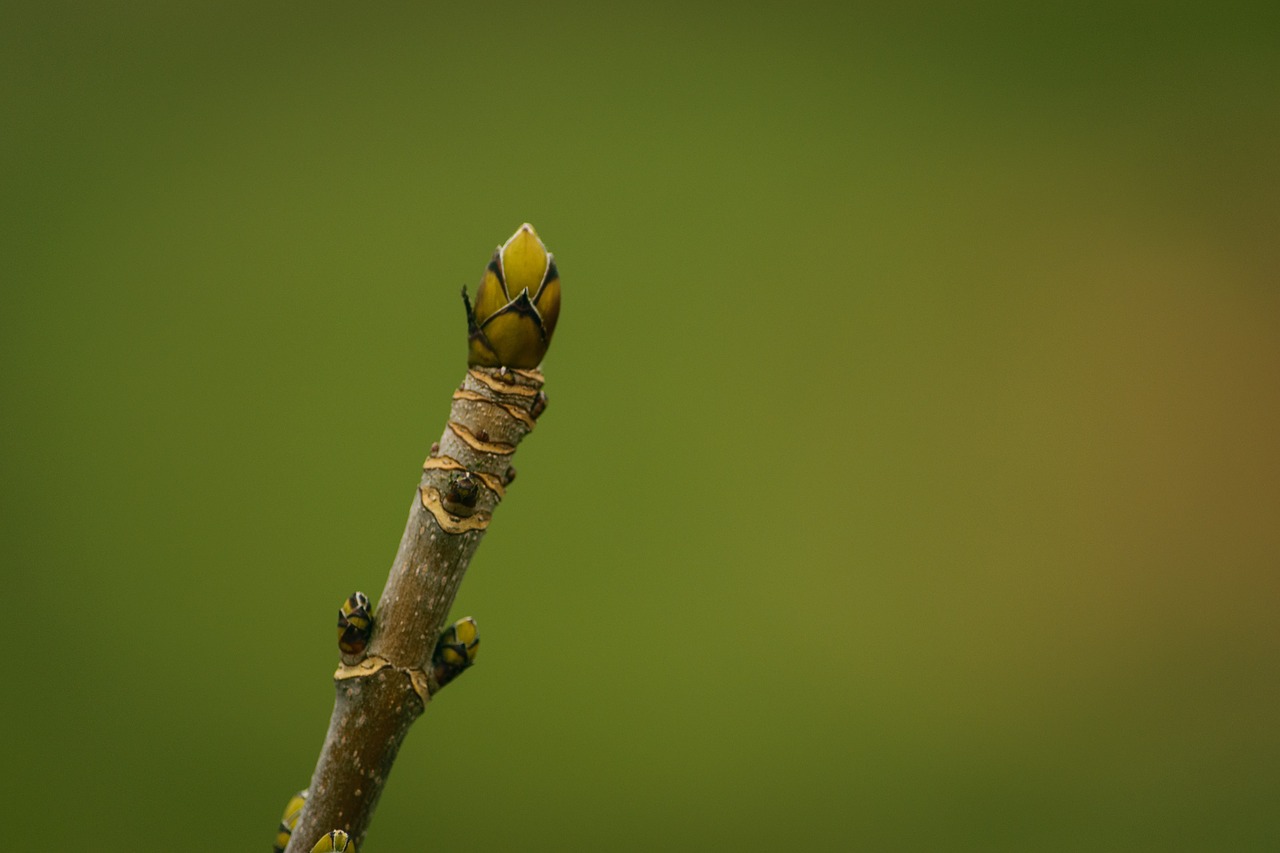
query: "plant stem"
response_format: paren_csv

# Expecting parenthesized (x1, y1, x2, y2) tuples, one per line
(284, 366, 546, 852)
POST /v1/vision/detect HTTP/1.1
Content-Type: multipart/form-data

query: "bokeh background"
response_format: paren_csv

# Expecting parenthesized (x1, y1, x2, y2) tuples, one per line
(3, 2, 1278, 850)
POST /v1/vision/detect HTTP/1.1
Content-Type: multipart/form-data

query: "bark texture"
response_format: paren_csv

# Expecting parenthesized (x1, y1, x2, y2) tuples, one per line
(284, 366, 546, 852)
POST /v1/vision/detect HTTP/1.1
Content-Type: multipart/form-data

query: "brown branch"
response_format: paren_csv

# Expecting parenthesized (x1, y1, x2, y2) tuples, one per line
(284, 366, 547, 852)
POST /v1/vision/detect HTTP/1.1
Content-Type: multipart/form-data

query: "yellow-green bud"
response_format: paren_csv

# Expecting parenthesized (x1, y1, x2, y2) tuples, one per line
(272, 789, 308, 853)
(336, 592, 374, 657)
(464, 223, 561, 368)
(432, 616, 480, 690)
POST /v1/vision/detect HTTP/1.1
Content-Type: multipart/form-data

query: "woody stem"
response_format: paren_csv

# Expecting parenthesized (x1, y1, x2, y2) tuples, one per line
(283, 367, 546, 853)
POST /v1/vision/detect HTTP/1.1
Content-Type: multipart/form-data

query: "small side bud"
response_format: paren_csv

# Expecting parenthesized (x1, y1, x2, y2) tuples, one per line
(441, 472, 480, 518)
(337, 592, 374, 658)
(272, 789, 308, 853)
(310, 830, 356, 852)
(531, 390, 548, 420)
(432, 616, 480, 691)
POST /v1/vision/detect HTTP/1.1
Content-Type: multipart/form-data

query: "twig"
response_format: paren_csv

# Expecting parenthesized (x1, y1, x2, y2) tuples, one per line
(283, 224, 559, 851)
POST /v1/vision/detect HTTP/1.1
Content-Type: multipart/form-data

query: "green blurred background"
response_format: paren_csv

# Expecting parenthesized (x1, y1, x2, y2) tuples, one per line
(3, 2, 1278, 849)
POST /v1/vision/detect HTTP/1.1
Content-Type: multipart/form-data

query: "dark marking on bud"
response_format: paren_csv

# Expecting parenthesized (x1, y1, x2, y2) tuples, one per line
(487, 250, 505, 287)
(463, 285, 500, 366)
(481, 289, 550, 342)
(461, 285, 478, 334)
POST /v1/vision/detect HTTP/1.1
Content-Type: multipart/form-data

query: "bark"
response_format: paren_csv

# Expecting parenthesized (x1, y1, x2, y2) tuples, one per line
(284, 366, 547, 852)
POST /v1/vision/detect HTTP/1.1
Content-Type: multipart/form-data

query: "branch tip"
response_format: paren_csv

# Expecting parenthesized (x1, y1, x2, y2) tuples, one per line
(466, 224, 560, 369)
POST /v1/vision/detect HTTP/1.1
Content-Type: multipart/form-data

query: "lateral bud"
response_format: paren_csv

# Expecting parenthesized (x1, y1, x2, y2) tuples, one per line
(337, 592, 375, 660)
(310, 830, 356, 852)
(441, 472, 480, 517)
(272, 789, 308, 853)
(432, 616, 480, 692)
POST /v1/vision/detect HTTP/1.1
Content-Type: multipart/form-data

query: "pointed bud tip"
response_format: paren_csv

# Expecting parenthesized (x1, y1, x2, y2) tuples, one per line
(500, 223, 550, 298)
(502, 222, 543, 250)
